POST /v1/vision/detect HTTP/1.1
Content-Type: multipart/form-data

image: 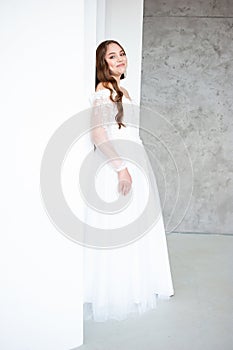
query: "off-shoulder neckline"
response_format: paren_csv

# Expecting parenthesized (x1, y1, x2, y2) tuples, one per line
(93, 89, 109, 95)
(92, 88, 132, 101)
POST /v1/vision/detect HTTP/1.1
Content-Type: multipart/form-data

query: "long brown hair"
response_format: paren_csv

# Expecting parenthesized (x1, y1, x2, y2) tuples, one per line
(95, 40, 126, 129)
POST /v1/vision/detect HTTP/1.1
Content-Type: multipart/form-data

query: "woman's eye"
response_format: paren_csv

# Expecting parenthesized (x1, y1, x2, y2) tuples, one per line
(109, 52, 126, 59)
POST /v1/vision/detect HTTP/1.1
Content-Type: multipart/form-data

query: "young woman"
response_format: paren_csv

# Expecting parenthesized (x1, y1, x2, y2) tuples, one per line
(83, 40, 174, 322)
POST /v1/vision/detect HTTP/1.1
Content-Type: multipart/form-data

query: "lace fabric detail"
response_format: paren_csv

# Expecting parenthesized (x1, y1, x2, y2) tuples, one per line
(89, 89, 128, 172)
(89, 89, 140, 133)
(89, 90, 117, 129)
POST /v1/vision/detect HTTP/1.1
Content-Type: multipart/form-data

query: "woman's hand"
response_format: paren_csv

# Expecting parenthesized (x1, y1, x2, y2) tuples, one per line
(117, 168, 132, 196)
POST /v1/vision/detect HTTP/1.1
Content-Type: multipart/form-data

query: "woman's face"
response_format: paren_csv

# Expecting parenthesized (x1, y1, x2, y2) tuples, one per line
(105, 43, 127, 77)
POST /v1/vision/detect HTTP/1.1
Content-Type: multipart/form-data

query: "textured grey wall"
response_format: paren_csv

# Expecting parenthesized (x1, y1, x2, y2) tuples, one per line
(141, 0, 233, 234)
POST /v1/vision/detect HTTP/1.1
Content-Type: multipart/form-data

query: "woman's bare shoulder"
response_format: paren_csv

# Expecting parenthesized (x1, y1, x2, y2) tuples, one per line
(96, 82, 112, 92)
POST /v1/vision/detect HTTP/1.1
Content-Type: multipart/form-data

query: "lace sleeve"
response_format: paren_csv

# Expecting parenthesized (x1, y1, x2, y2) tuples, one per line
(89, 90, 127, 172)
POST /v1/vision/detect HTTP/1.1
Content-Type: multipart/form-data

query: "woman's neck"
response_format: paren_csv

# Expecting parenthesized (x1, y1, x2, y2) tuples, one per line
(113, 75, 121, 86)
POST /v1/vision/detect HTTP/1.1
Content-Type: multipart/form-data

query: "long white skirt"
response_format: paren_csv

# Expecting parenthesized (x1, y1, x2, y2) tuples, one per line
(83, 144, 174, 322)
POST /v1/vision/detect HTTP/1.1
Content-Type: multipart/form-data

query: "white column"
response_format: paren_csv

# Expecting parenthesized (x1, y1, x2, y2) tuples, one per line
(84, 0, 98, 102)
(96, 0, 106, 43)
(105, 0, 144, 104)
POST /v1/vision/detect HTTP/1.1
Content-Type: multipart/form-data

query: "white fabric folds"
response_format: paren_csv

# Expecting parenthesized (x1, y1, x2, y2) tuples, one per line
(83, 89, 174, 322)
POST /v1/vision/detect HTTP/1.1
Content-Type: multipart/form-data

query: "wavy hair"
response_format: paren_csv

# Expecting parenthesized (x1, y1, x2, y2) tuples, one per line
(95, 40, 126, 130)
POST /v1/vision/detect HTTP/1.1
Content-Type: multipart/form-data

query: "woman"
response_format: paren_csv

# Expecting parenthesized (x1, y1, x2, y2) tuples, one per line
(83, 40, 174, 322)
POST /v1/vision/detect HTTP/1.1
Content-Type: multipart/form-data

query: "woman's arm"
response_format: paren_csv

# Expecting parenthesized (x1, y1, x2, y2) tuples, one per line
(91, 124, 127, 172)
(90, 93, 132, 195)
(90, 93, 127, 172)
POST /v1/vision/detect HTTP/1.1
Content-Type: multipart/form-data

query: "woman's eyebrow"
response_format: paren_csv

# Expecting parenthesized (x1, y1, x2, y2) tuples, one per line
(107, 50, 124, 56)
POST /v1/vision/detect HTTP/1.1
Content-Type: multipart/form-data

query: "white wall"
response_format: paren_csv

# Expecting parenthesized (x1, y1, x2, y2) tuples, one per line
(0, 1, 84, 349)
(0, 0, 144, 348)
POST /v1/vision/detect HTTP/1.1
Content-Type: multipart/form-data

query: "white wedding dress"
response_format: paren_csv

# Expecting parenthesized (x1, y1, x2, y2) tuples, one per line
(83, 88, 174, 322)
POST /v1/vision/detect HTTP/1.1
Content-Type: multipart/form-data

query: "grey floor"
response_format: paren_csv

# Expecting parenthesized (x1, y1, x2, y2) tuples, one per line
(77, 232, 233, 350)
